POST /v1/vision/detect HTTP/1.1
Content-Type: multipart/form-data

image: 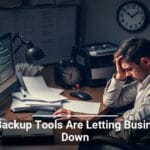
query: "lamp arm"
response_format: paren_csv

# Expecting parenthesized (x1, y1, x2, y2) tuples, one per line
(13, 33, 45, 63)
(12, 33, 19, 42)
(14, 44, 23, 54)
(13, 33, 23, 43)
(13, 33, 28, 54)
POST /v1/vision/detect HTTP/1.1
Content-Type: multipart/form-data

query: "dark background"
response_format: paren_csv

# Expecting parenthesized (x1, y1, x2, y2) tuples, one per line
(0, 0, 150, 64)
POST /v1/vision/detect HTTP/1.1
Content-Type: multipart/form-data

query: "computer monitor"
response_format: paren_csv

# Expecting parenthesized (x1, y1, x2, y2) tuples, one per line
(0, 33, 17, 105)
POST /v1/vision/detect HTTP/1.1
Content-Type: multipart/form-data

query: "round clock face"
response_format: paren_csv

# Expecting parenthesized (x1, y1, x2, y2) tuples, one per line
(62, 65, 81, 87)
(117, 1, 148, 32)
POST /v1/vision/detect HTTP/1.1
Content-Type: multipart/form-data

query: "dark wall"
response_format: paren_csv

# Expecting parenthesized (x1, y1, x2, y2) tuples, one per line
(83, 0, 150, 45)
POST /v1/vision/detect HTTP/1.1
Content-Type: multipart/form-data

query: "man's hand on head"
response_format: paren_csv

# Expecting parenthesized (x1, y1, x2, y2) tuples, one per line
(115, 55, 126, 81)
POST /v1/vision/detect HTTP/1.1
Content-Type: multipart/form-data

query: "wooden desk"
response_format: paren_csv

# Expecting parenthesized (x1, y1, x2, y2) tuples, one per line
(3, 86, 105, 121)
(3, 86, 106, 146)
(1, 65, 106, 149)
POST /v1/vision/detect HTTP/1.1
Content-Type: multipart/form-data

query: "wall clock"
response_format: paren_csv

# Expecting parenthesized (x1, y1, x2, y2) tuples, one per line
(117, 1, 149, 32)
(54, 60, 83, 89)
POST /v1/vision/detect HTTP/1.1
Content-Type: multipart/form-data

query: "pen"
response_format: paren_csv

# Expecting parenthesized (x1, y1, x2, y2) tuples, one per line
(20, 87, 26, 97)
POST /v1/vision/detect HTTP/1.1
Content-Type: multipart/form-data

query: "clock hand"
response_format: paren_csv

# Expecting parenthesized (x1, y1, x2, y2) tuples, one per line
(64, 71, 74, 79)
(63, 72, 70, 75)
(131, 11, 139, 18)
(126, 11, 132, 17)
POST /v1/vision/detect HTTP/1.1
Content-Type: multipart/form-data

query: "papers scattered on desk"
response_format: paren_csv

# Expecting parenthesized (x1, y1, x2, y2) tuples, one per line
(63, 100, 100, 114)
(23, 76, 66, 102)
(11, 75, 67, 112)
(12, 92, 43, 102)
(10, 98, 63, 112)
(11, 75, 100, 114)
(47, 87, 63, 95)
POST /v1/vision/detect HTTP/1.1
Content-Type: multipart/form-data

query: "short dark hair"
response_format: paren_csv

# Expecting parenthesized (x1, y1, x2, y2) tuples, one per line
(114, 38, 150, 64)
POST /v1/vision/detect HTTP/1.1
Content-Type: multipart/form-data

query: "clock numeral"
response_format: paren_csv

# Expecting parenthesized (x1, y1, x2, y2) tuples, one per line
(131, 4, 135, 9)
(141, 16, 145, 20)
(129, 25, 133, 28)
(127, 4, 130, 9)
(139, 11, 143, 15)
(139, 22, 142, 25)
(120, 13, 124, 17)
(121, 19, 125, 22)
(122, 8, 126, 12)
(136, 5, 140, 10)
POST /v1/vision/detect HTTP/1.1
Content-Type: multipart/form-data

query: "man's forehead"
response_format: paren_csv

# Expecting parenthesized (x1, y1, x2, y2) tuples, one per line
(120, 58, 132, 69)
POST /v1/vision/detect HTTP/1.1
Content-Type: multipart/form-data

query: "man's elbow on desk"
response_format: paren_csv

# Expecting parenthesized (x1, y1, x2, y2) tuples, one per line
(102, 98, 118, 108)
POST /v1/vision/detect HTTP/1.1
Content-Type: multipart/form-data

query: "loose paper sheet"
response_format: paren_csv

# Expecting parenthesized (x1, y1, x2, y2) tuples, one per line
(23, 76, 66, 102)
(63, 100, 100, 114)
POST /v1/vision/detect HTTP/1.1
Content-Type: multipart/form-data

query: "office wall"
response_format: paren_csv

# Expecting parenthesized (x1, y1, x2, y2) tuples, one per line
(83, 0, 150, 45)
(0, 5, 77, 65)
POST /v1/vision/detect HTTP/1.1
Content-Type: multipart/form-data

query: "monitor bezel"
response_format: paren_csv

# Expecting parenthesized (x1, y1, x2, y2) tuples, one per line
(0, 32, 16, 86)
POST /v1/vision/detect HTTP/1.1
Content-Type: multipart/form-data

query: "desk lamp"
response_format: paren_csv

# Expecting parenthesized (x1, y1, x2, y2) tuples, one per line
(13, 33, 45, 63)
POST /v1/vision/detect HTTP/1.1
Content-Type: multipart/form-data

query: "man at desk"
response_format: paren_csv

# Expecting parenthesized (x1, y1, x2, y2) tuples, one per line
(54, 38, 150, 149)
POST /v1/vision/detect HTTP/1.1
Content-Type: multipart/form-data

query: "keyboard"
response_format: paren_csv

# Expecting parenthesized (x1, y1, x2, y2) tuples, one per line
(32, 110, 54, 122)
(1, 123, 54, 145)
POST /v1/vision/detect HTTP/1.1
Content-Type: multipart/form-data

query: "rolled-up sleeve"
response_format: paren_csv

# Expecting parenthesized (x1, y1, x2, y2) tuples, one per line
(103, 77, 137, 108)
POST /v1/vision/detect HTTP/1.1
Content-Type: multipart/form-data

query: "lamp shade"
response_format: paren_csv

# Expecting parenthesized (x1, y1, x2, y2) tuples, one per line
(13, 33, 45, 63)
(25, 42, 45, 63)
(25, 47, 45, 63)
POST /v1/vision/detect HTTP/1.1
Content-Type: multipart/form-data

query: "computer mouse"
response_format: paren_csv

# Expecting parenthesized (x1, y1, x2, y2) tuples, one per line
(70, 91, 92, 101)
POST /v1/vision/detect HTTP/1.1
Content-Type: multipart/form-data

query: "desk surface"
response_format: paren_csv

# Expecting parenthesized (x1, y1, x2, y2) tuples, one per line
(1, 65, 106, 149)
(3, 86, 105, 120)
(3, 87, 106, 146)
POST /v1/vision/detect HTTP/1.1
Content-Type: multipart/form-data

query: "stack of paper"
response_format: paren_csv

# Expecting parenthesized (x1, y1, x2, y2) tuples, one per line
(12, 92, 44, 102)
(11, 76, 67, 112)
(10, 98, 63, 112)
